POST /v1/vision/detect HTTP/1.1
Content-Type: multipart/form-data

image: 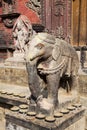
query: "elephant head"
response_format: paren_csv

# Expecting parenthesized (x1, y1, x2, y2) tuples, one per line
(26, 33, 56, 64)
(25, 33, 62, 74)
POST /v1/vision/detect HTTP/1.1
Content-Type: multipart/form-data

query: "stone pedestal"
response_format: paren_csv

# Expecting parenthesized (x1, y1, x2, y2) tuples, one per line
(78, 74, 87, 129)
(5, 106, 85, 130)
(0, 62, 28, 87)
(5, 52, 25, 67)
(0, 107, 5, 130)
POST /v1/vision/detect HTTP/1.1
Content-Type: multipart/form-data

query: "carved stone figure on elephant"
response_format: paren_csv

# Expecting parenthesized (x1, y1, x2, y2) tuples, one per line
(26, 32, 79, 115)
(13, 15, 36, 53)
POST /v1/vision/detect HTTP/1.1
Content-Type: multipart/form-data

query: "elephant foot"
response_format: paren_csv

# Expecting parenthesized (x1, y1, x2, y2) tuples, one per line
(28, 95, 37, 112)
(37, 97, 57, 115)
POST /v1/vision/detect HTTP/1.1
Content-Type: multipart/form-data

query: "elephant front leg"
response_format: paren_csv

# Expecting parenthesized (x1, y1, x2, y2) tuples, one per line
(37, 72, 60, 115)
(26, 62, 42, 102)
(70, 75, 79, 92)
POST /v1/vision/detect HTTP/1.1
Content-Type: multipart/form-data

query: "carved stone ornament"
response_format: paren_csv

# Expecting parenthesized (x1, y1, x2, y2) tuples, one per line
(54, 0, 64, 16)
(26, 32, 79, 115)
(13, 15, 34, 53)
(2, 17, 16, 28)
(26, 0, 41, 17)
(2, 0, 16, 14)
(1, 0, 18, 28)
(56, 26, 64, 38)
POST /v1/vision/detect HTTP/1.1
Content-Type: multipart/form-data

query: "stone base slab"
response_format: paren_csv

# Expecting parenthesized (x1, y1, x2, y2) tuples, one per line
(5, 106, 85, 130)
(0, 107, 5, 130)
(79, 75, 87, 96)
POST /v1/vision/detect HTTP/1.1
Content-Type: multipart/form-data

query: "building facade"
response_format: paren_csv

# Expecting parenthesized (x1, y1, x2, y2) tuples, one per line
(0, 0, 87, 59)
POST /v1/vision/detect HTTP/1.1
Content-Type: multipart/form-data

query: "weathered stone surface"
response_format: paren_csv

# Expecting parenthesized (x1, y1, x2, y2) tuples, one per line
(80, 96, 87, 129)
(26, 32, 79, 115)
(5, 106, 85, 130)
(65, 117, 85, 130)
(79, 74, 87, 96)
(0, 107, 5, 130)
(0, 63, 28, 87)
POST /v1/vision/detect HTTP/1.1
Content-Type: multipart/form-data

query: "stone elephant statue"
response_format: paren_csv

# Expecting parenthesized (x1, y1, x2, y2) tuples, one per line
(26, 33, 79, 114)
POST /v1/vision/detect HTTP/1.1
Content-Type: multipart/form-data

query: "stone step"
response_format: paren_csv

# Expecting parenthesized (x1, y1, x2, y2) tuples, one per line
(0, 82, 79, 108)
(0, 83, 30, 106)
(4, 55, 26, 67)
(0, 63, 28, 87)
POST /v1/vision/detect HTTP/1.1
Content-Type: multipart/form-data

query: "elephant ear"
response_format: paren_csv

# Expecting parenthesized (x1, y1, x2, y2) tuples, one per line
(52, 45, 61, 61)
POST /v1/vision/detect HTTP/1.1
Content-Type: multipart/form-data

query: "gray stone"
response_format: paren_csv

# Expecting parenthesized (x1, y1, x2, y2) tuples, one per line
(26, 32, 79, 115)
(5, 106, 86, 130)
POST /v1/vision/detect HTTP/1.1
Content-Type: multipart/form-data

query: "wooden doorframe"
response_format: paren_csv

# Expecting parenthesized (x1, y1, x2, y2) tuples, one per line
(72, 0, 87, 47)
(41, 0, 72, 43)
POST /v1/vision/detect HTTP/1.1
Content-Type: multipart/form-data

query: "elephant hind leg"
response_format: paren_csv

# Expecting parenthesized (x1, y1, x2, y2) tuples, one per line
(60, 74, 79, 92)
(60, 76, 71, 92)
(46, 72, 61, 109)
(68, 75, 79, 91)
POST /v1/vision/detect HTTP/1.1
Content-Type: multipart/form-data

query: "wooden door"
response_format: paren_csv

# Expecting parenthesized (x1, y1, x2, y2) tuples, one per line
(72, 0, 87, 46)
(41, 0, 72, 43)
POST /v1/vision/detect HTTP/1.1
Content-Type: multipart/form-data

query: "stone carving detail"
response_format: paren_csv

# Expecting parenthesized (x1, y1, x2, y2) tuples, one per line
(54, 0, 64, 16)
(2, 0, 16, 14)
(1, 0, 17, 28)
(56, 26, 64, 38)
(41, 0, 72, 42)
(13, 15, 34, 53)
(26, 0, 41, 17)
(54, 0, 65, 38)
(2, 17, 17, 28)
(26, 32, 79, 115)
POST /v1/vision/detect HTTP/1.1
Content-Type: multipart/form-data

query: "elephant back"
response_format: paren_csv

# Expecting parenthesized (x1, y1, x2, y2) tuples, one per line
(55, 38, 78, 61)
(35, 33, 56, 45)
